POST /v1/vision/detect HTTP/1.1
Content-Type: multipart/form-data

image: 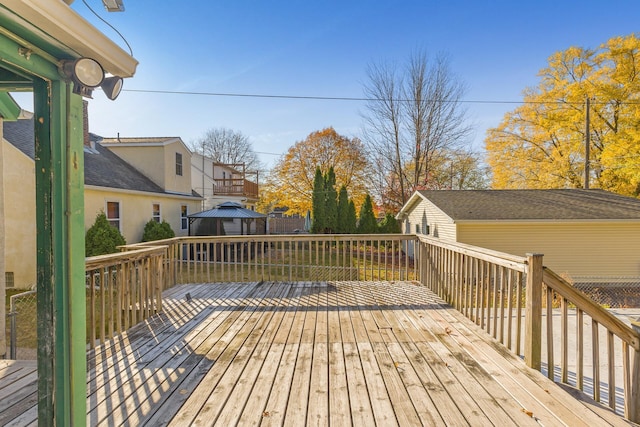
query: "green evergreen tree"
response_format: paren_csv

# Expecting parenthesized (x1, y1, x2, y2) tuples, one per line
(346, 200, 357, 234)
(378, 213, 401, 234)
(85, 211, 126, 256)
(311, 167, 326, 233)
(142, 219, 176, 242)
(324, 167, 338, 233)
(336, 185, 349, 233)
(357, 194, 378, 234)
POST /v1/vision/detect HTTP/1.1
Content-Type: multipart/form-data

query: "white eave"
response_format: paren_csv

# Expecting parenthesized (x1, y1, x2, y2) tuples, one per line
(1, 0, 138, 77)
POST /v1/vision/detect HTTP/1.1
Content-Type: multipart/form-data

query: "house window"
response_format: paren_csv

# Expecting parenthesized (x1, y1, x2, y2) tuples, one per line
(106, 201, 121, 230)
(152, 203, 161, 222)
(181, 205, 188, 230)
(415, 224, 420, 233)
(176, 152, 183, 176)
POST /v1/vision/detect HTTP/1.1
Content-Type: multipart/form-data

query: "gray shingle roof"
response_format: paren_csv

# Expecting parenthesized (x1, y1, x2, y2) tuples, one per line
(84, 142, 166, 193)
(417, 189, 640, 221)
(4, 116, 35, 159)
(3, 118, 191, 197)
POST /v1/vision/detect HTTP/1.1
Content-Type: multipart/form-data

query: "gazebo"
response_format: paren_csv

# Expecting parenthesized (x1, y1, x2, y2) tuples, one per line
(188, 201, 267, 236)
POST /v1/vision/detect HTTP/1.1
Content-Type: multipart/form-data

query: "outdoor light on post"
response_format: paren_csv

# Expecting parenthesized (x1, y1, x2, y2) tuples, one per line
(60, 57, 124, 100)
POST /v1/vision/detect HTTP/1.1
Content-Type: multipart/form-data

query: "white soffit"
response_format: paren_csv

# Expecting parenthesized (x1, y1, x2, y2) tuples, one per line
(2, 0, 138, 77)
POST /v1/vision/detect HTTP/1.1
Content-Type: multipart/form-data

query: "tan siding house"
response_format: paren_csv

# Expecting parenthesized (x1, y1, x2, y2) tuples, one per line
(1, 119, 201, 288)
(2, 125, 36, 289)
(100, 137, 194, 196)
(397, 189, 640, 280)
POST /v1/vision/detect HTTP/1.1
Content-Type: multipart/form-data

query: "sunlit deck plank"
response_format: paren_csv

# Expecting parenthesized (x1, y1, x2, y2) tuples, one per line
(0, 281, 634, 426)
(336, 285, 375, 426)
(237, 285, 304, 426)
(326, 283, 352, 427)
(167, 281, 283, 426)
(259, 286, 307, 426)
(425, 290, 628, 427)
(195, 283, 291, 426)
(87, 282, 255, 425)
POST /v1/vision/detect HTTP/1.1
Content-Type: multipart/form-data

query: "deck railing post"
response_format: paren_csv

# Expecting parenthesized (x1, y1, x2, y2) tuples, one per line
(524, 253, 543, 370)
(630, 321, 640, 422)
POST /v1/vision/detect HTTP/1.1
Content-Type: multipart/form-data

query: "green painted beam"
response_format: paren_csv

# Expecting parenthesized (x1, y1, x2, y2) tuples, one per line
(0, 26, 61, 81)
(0, 92, 19, 121)
(34, 78, 86, 427)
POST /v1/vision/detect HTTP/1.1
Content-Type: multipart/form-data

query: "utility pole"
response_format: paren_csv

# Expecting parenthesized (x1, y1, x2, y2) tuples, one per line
(585, 97, 590, 189)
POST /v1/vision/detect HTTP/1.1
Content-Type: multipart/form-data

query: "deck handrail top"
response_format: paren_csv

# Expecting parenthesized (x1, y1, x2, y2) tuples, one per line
(85, 245, 167, 270)
(417, 234, 528, 272)
(543, 267, 640, 351)
(119, 233, 419, 249)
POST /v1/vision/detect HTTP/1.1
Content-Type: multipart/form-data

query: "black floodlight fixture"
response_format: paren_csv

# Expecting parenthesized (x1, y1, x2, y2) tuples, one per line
(60, 57, 103, 97)
(101, 76, 124, 100)
(65, 57, 104, 87)
(60, 57, 124, 100)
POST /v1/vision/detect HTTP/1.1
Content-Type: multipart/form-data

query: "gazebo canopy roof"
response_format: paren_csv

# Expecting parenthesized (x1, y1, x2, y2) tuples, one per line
(188, 202, 266, 219)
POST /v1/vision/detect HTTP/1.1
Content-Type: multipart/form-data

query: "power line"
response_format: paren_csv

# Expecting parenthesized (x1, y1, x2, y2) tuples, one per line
(122, 88, 640, 106)
(120, 88, 542, 104)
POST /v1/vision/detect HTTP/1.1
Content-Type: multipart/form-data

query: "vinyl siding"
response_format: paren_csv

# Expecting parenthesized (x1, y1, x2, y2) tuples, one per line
(404, 198, 456, 241)
(457, 222, 640, 278)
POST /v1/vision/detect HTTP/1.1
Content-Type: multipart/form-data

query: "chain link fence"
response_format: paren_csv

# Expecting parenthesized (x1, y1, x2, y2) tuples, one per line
(7, 290, 37, 359)
(572, 277, 640, 308)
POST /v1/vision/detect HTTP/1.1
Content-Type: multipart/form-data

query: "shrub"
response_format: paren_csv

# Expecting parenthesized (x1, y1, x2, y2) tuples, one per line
(142, 219, 175, 242)
(85, 211, 126, 256)
(378, 213, 401, 234)
(357, 194, 378, 234)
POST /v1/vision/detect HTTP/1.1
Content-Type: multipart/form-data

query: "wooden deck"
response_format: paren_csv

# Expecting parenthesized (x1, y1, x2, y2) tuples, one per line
(0, 281, 634, 426)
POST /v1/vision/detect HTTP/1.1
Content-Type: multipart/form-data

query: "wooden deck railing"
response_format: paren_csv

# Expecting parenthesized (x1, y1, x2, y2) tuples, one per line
(416, 235, 640, 422)
(213, 178, 258, 199)
(122, 234, 418, 286)
(88, 233, 640, 422)
(85, 245, 166, 349)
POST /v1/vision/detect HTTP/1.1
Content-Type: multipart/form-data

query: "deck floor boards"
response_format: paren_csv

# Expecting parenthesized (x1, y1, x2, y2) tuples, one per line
(0, 281, 634, 426)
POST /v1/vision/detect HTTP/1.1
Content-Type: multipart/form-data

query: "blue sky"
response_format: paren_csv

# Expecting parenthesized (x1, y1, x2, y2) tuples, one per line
(24, 1, 640, 170)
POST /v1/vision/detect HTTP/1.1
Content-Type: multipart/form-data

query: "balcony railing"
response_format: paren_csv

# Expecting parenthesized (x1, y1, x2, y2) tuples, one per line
(85, 245, 166, 349)
(416, 235, 640, 422)
(213, 178, 258, 199)
(77, 233, 640, 423)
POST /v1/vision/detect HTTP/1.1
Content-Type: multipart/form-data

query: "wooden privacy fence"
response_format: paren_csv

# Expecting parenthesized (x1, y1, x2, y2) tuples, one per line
(417, 235, 640, 423)
(85, 246, 166, 349)
(122, 234, 418, 286)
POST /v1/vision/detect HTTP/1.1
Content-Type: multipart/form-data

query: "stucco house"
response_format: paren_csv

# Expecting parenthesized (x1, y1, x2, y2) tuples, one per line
(191, 152, 259, 211)
(2, 118, 201, 289)
(397, 189, 640, 281)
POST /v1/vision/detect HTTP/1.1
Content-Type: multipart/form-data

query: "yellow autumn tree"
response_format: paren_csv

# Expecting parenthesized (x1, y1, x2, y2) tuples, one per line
(486, 34, 640, 196)
(260, 128, 370, 215)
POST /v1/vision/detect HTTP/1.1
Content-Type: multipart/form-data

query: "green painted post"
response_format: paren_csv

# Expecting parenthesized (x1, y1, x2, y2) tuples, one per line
(34, 78, 86, 426)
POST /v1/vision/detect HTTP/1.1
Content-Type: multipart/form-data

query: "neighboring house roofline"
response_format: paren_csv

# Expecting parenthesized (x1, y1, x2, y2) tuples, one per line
(400, 189, 640, 221)
(101, 136, 192, 154)
(454, 219, 640, 225)
(397, 191, 439, 220)
(3, 117, 201, 199)
(85, 185, 202, 200)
